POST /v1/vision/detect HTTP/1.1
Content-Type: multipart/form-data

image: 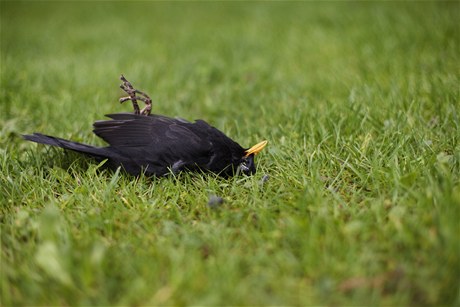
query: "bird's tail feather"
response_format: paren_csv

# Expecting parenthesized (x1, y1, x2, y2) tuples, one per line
(23, 133, 107, 158)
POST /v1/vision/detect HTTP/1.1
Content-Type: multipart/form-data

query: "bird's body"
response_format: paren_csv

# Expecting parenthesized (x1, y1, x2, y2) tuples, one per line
(24, 113, 265, 177)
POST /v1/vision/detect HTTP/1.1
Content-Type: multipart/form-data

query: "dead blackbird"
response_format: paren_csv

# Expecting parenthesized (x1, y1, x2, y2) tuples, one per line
(23, 75, 267, 177)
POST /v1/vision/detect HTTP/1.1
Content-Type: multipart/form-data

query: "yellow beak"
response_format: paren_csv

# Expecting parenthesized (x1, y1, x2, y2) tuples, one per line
(244, 140, 268, 157)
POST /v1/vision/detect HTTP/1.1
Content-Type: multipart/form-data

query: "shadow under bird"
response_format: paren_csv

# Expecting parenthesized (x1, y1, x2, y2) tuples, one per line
(23, 75, 267, 177)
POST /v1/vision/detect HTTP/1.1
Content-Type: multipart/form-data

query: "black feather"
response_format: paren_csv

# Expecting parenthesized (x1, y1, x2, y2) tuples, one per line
(23, 113, 248, 177)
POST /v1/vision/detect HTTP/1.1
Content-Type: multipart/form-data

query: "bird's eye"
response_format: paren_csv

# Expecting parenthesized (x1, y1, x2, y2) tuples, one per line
(238, 156, 255, 176)
(240, 159, 249, 171)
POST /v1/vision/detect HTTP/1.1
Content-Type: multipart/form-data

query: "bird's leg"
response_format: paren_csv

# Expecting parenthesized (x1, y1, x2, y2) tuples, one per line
(119, 75, 140, 114)
(119, 75, 152, 116)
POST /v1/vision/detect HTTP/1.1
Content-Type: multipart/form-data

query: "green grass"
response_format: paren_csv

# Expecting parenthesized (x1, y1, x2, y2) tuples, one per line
(1, 1, 459, 305)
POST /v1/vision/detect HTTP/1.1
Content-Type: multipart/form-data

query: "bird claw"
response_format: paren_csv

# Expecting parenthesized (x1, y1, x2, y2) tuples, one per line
(119, 75, 152, 116)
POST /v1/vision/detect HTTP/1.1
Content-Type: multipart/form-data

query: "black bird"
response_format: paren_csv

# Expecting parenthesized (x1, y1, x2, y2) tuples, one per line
(23, 76, 267, 177)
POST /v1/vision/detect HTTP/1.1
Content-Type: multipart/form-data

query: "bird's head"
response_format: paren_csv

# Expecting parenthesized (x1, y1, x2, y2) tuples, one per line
(238, 140, 268, 176)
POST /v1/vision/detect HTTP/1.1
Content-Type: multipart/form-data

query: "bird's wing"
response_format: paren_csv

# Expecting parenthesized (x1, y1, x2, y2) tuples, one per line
(93, 113, 213, 168)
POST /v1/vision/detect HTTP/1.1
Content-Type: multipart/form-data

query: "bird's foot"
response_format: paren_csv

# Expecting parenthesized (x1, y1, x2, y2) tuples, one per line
(119, 75, 152, 116)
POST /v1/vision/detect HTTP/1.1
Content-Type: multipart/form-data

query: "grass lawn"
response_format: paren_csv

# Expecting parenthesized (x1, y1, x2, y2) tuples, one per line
(1, 1, 459, 305)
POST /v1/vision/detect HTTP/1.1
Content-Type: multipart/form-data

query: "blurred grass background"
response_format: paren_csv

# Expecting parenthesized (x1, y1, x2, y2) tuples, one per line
(1, 1, 459, 306)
